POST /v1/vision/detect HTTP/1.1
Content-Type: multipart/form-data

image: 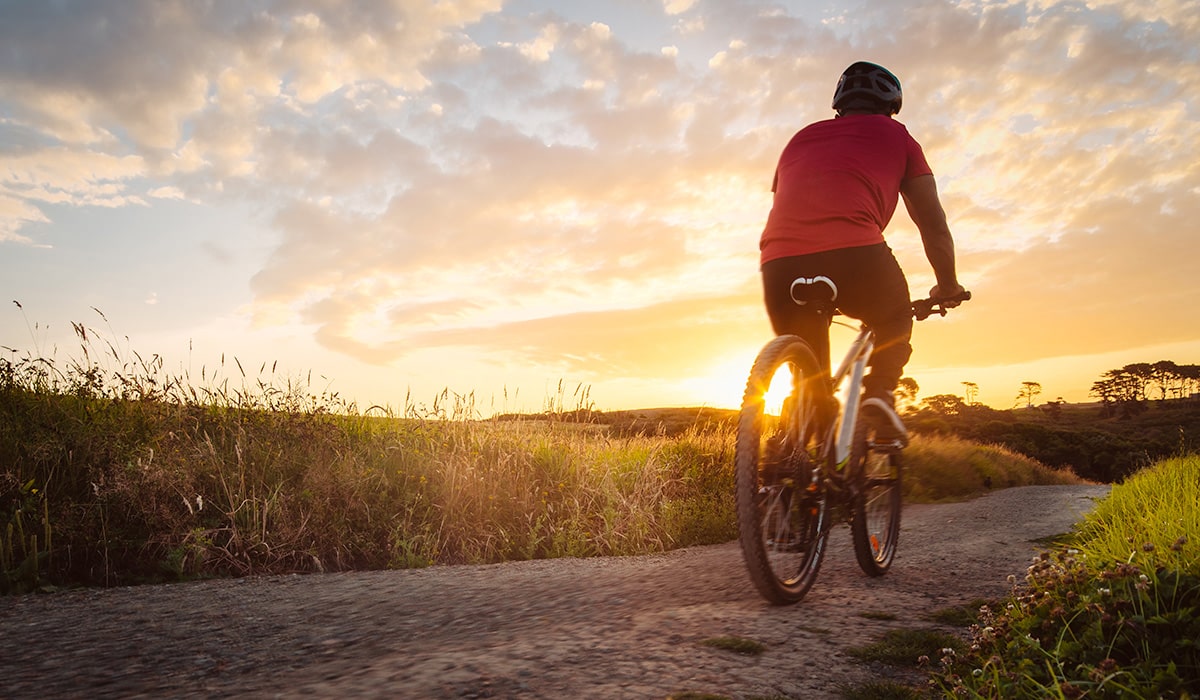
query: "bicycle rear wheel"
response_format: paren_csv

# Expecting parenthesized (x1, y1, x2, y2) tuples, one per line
(849, 416, 903, 576)
(735, 335, 831, 605)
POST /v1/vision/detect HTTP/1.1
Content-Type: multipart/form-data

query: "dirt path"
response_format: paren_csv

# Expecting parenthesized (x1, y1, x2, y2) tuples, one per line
(0, 484, 1110, 699)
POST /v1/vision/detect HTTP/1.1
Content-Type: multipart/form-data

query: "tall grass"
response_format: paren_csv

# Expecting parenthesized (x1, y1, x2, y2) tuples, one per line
(902, 435, 1085, 502)
(1, 319, 741, 592)
(2, 315, 1083, 594)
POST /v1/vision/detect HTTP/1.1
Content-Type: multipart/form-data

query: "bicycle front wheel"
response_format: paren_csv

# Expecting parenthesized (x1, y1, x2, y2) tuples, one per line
(735, 335, 831, 605)
(849, 417, 903, 576)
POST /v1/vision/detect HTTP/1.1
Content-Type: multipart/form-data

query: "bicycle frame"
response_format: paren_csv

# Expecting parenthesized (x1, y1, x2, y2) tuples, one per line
(828, 323, 874, 466)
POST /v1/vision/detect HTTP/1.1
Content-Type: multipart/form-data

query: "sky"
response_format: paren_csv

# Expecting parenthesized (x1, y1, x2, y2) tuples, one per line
(2, 0, 1198, 415)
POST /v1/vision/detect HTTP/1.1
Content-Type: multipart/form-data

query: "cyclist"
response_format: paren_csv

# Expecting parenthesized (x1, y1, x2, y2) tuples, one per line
(759, 61, 964, 442)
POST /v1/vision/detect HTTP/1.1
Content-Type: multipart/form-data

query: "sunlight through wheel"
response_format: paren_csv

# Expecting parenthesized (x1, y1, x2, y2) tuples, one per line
(735, 335, 832, 605)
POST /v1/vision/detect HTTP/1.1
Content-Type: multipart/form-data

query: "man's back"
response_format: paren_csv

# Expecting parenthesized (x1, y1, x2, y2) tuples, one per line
(760, 114, 931, 262)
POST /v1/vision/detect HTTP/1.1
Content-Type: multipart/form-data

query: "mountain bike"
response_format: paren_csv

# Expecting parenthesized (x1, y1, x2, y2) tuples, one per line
(735, 279, 970, 605)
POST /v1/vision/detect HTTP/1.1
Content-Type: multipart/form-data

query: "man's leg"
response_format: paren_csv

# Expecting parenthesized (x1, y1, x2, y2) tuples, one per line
(761, 256, 832, 376)
(831, 244, 912, 443)
(828, 244, 912, 397)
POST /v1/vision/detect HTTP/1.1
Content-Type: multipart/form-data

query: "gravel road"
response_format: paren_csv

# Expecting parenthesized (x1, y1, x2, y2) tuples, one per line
(0, 484, 1110, 700)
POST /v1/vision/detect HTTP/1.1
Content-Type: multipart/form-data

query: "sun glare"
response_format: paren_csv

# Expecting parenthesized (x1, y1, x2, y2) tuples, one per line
(684, 351, 799, 416)
(761, 363, 795, 417)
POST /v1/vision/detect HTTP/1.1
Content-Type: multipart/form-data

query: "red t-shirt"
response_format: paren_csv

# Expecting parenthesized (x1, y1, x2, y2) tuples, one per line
(760, 114, 932, 264)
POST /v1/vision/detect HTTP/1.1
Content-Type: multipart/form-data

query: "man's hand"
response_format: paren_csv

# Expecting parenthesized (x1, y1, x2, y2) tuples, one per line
(929, 283, 967, 307)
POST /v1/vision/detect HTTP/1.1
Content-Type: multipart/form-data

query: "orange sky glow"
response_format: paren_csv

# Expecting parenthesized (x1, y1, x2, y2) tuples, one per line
(2, 0, 1198, 414)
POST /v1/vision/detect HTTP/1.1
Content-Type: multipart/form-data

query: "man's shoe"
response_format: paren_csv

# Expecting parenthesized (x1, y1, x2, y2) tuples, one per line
(860, 396, 909, 448)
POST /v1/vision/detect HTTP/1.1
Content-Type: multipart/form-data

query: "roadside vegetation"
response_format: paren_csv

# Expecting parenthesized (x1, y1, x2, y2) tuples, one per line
(840, 455, 1199, 699)
(932, 454, 1200, 698)
(904, 383, 1200, 484)
(2, 325, 1079, 594)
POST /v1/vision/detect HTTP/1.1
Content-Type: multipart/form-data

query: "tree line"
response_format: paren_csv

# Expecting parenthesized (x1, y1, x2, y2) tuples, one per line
(905, 359, 1200, 483)
(1090, 361, 1200, 407)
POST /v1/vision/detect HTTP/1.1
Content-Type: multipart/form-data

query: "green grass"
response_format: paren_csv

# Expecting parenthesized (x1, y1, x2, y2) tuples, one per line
(700, 635, 767, 655)
(847, 629, 965, 667)
(926, 599, 994, 628)
(933, 455, 1200, 697)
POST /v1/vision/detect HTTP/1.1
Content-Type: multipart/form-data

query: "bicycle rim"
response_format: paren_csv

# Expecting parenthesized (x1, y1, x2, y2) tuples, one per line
(849, 418, 903, 576)
(735, 335, 831, 605)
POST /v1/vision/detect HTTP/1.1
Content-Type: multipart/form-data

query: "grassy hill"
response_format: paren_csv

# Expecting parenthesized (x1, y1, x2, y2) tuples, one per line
(904, 397, 1200, 482)
(562, 397, 1200, 483)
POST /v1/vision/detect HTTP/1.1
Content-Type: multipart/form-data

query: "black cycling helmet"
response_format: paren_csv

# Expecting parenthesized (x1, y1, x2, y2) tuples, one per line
(832, 61, 903, 115)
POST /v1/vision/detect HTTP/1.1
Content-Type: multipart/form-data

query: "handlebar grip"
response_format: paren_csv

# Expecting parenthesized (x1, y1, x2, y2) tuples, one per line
(912, 290, 971, 320)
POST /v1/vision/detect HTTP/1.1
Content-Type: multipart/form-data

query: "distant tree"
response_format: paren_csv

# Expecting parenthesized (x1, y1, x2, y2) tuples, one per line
(1183, 364, 1200, 398)
(1015, 381, 1042, 408)
(1042, 397, 1065, 420)
(921, 394, 967, 416)
(1093, 363, 1167, 405)
(1091, 376, 1117, 404)
(1150, 360, 1180, 400)
(1095, 368, 1140, 403)
(896, 377, 919, 412)
(961, 381, 979, 405)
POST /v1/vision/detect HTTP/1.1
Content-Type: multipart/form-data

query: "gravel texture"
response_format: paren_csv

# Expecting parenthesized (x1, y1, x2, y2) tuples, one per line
(0, 484, 1110, 699)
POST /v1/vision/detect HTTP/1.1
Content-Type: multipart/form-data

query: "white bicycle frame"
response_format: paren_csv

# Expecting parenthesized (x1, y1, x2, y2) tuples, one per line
(829, 324, 875, 465)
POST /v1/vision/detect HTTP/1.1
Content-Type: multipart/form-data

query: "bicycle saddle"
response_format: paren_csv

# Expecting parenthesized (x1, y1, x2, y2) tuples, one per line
(789, 276, 838, 308)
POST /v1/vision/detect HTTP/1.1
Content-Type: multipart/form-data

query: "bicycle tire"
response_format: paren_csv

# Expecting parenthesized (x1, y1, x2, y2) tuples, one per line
(848, 416, 903, 576)
(735, 335, 831, 605)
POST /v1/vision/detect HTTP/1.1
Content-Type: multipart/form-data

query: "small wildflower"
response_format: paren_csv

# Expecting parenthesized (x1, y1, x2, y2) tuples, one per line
(1142, 542, 1155, 552)
(917, 655, 930, 666)
(1171, 535, 1188, 552)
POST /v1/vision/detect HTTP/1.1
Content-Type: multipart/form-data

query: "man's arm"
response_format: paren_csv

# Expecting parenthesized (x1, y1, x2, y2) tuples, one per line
(900, 174, 964, 301)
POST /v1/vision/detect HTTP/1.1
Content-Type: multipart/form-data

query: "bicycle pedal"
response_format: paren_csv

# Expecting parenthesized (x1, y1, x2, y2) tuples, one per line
(868, 438, 906, 454)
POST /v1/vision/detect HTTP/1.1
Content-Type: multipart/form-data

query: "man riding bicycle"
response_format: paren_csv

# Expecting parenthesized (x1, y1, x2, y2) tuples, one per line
(759, 61, 965, 442)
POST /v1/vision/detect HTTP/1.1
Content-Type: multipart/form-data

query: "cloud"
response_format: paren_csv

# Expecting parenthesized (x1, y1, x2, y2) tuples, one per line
(0, 0, 504, 236)
(1, 0, 1197, 400)
(148, 186, 186, 200)
(0, 148, 148, 228)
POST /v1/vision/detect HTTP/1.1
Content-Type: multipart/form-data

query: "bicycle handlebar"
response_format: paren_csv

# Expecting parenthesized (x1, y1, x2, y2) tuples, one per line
(912, 290, 971, 321)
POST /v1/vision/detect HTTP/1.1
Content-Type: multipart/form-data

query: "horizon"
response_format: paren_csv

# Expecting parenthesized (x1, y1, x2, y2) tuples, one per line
(3, 1, 1198, 415)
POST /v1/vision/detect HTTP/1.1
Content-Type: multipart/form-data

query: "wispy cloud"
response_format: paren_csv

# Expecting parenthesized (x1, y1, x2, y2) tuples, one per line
(1, 0, 1197, 406)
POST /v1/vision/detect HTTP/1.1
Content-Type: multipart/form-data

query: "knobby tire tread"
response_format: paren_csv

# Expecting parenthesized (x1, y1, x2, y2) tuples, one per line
(849, 417, 902, 576)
